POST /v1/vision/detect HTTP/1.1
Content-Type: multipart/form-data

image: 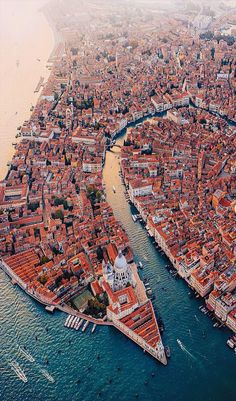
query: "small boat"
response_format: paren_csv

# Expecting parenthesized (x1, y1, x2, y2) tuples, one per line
(66, 315, 74, 328)
(68, 315, 76, 328)
(64, 315, 71, 327)
(165, 346, 171, 358)
(18, 346, 35, 363)
(77, 319, 84, 330)
(71, 317, 79, 329)
(132, 214, 137, 222)
(113, 186, 116, 193)
(138, 261, 143, 269)
(40, 369, 55, 383)
(75, 318, 81, 330)
(82, 320, 89, 332)
(91, 324, 96, 333)
(227, 338, 235, 349)
(9, 361, 28, 383)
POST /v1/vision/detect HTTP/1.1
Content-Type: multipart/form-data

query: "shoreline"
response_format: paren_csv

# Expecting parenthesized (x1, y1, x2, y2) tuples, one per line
(0, 2, 56, 181)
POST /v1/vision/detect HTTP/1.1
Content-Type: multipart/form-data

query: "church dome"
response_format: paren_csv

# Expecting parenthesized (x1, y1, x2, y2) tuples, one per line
(114, 250, 128, 271)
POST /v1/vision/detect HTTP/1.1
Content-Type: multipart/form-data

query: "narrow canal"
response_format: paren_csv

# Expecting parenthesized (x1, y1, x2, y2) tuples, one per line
(0, 121, 235, 401)
(103, 124, 236, 401)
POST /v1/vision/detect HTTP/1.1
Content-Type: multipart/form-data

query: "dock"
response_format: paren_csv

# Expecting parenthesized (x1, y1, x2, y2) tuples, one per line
(34, 76, 44, 93)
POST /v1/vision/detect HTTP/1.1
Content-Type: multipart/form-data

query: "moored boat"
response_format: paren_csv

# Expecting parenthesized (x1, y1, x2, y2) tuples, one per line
(82, 320, 89, 332)
(165, 346, 171, 358)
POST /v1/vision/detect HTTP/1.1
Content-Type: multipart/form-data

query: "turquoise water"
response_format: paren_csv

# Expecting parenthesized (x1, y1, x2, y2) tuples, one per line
(0, 126, 235, 401)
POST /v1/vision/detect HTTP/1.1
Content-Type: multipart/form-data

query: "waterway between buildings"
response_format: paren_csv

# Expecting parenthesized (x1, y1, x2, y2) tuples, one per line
(1, 117, 235, 401)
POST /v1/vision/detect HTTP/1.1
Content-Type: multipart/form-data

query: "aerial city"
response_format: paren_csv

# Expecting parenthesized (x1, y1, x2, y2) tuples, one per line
(0, 0, 235, 400)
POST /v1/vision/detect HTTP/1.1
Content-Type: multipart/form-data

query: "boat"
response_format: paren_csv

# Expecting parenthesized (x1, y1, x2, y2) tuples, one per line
(91, 324, 96, 333)
(113, 186, 116, 193)
(66, 315, 74, 328)
(82, 320, 89, 332)
(132, 214, 137, 222)
(177, 339, 182, 347)
(18, 346, 35, 363)
(144, 282, 150, 287)
(226, 338, 235, 349)
(226, 336, 236, 349)
(40, 369, 55, 383)
(77, 319, 84, 330)
(64, 315, 71, 327)
(165, 346, 171, 358)
(12, 142, 17, 146)
(68, 315, 76, 328)
(138, 261, 143, 269)
(75, 317, 80, 328)
(9, 361, 28, 383)
(71, 316, 78, 328)
(75, 318, 81, 330)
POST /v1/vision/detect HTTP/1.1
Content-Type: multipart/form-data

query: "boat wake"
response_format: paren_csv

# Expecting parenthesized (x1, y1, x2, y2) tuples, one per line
(9, 360, 28, 383)
(40, 368, 55, 383)
(18, 346, 35, 363)
(177, 339, 196, 360)
(194, 314, 200, 323)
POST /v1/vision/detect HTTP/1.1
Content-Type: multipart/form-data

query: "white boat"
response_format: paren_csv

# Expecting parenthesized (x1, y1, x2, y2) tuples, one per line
(67, 315, 74, 328)
(74, 317, 80, 329)
(9, 361, 28, 383)
(177, 339, 182, 347)
(77, 319, 84, 330)
(82, 320, 89, 332)
(75, 318, 81, 330)
(40, 369, 55, 383)
(66, 315, 74, 328)
(138, 261, 143, 269)
(227, 339, 235, 349)
(132, 214, 137, 222)
(113, 186, 116, 193)
(71, 316, 77, 328)
(18, 346, 35, 363)
(64, 315, 71, 327)
(91, 324, 96, 333)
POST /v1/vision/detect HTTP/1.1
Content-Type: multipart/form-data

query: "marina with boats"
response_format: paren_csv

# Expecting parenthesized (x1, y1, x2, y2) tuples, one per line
(64, 314, 97, 334)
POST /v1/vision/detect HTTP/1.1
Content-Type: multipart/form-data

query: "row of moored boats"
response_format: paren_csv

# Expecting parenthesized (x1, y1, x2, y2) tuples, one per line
(64, 315, 96, 333)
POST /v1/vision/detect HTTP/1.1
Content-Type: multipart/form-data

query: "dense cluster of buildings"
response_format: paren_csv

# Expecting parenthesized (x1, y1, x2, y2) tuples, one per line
(0, 0, 235, 361)
(121, 108, 236, 333)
